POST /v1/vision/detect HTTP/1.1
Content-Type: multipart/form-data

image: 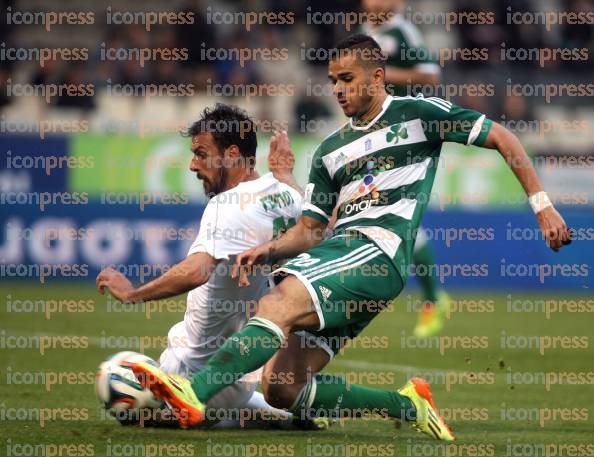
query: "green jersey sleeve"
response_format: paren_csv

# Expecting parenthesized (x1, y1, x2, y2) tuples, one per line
(417, 96, 493, 146)
(385, 30, 440, 96)
(360, 20, 441, 96)
(301, 146, 338, 224)
(362, 20, 438, 69)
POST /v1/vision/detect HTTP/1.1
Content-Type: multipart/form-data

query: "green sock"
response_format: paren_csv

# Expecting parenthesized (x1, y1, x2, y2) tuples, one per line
(413, 242, 439, 303)
(305, 374, 416, 421)
(190, 318, 284, 404)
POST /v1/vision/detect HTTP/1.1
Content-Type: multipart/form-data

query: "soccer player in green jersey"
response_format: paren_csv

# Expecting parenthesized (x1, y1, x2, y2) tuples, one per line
(361, 0, 450, 337)
(129, 34, 571, 440)
(360, 0, 440, 96)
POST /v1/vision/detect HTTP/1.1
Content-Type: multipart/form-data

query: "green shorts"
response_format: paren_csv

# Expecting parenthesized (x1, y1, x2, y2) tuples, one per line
(272, 233, 404, 358)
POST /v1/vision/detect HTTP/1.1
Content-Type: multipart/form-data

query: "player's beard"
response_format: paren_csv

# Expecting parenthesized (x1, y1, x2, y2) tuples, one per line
(352, 93, 377, 124)
(203, 166, 227, 198)
(350, 77, 377, 121)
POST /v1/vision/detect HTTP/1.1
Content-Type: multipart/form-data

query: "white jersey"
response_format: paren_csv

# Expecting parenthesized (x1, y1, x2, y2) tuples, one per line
(169, 173, 302, 370)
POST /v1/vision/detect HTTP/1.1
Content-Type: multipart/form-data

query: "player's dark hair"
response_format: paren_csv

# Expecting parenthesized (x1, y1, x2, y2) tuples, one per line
(184, 103, 257, 165)
(331, 34, 386, 70)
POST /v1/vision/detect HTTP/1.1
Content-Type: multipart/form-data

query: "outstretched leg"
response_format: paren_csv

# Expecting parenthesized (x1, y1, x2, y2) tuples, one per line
(131, 236, 454, 439)
(412, 227, 451, 337)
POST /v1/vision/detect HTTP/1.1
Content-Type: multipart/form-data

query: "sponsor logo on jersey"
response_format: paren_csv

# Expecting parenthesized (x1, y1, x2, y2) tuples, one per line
(348, 157, 394, 184)
(353, 160, 380, 200)
(260, 190, 295, 212)
(341, 187, 390, 216)
(344, 197, 381, 215)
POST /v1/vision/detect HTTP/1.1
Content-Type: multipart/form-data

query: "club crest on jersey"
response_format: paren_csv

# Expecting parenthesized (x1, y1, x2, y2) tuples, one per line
(386, 123, 408, 144)
(364, 138, 372, 151)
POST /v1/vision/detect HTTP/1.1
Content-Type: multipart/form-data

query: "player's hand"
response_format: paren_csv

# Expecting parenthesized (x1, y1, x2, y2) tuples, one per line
(536, 206, 572, 252)
(96, 267, 135, 302)
(268, 130, 295, 180)
(232, 243, 272, 287)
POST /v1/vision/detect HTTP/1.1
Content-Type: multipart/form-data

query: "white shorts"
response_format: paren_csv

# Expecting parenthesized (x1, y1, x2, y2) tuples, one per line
(159, 321, 258, 412)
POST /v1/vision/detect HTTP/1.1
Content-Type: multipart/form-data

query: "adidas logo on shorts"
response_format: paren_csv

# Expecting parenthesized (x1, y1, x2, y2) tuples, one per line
(319, 286, 332, 301)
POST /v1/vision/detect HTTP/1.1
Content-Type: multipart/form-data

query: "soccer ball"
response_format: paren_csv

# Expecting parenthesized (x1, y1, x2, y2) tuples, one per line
(95, 351, 164, 423)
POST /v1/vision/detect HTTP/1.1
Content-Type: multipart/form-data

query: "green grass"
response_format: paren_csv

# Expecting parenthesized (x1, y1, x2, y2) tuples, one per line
(1, 282, 593, 456)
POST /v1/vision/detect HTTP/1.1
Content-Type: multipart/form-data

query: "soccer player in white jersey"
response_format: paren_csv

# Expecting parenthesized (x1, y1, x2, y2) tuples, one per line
(96, 103, 311, 428)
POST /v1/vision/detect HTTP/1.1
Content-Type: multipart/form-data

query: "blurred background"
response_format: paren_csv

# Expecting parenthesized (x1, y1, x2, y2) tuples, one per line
(1, 0, 593, 290)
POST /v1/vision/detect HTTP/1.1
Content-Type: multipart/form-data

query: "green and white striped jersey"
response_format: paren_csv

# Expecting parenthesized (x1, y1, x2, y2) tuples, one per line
(302, 95, 493, 283)
(360, 14, 441, 96)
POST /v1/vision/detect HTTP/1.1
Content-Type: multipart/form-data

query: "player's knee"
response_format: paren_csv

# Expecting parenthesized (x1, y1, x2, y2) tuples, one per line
(262, 379, 302, 409)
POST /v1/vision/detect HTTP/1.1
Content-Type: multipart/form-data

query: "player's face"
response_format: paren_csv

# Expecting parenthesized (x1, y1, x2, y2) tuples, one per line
(362, 0, 397, 15)
(328, 54, 377, 118)
(189, 132, 227, 197)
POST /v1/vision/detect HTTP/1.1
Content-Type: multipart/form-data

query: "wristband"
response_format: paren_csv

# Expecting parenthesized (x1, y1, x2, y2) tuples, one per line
(528, 191, 552, 214)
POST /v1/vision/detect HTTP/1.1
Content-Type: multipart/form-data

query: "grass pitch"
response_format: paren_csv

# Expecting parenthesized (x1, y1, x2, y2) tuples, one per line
(1, 282, 593, 456)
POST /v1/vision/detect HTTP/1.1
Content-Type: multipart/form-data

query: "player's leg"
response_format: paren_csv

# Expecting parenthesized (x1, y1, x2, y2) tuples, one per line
(130, 272, 322, 428)
(130, 242, 334, 426)
(260, 332, 331, 408)
(134, 236, 401, 414)
(260, 237, 454, 440)
(119, 321, 191, 427)
(254, 238, 415, 421)
(159, 321, 191, 375)
(412, 227, 439, 304)
(261, 325, 415, 422)
(161, 322, 293, 429)
(132, 236, 453, 438)
(270, 266, 418, 423)
(412, 226, 451, 337)
(187, 274, 319, 405)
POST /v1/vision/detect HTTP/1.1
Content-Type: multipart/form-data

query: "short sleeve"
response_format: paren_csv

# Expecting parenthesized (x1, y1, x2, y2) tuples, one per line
(282, 185, 304, 221)
(187, 200, 245, 260)
(417, 97, 493, 146)
(301, 147, 337, 224)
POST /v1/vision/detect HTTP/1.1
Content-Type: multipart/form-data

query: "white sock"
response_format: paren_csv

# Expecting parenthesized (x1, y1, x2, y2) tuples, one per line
(211, 391, 292, 429)
(243, 391, 292, 420)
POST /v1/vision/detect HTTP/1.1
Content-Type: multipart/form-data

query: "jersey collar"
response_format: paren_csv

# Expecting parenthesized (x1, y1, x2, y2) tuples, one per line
(348, 96, 393, 131)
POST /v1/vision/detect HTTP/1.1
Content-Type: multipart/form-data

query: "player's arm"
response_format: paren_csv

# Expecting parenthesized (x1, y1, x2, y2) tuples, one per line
(385, 34, 441, 87)
(422, 98, 571, 252)
(96, 253, 216, 303)
(234, 144, 336, 286)
(268, 130, 303, 195)
(384, 66, 439, 87)
(481, 123, 571, 251)
(232, 216, 326, 287)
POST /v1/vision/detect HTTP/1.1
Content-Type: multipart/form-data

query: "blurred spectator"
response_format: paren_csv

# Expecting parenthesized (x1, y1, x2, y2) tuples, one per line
(0, 0, 592, 133)
(31, 59, 61, 94)
(215, 31, 261, 87)
(560, 0, 594, 71)
(502, 94, 531, 121)
(0, 65, 12, 108)
(55, 64, 95, 110)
